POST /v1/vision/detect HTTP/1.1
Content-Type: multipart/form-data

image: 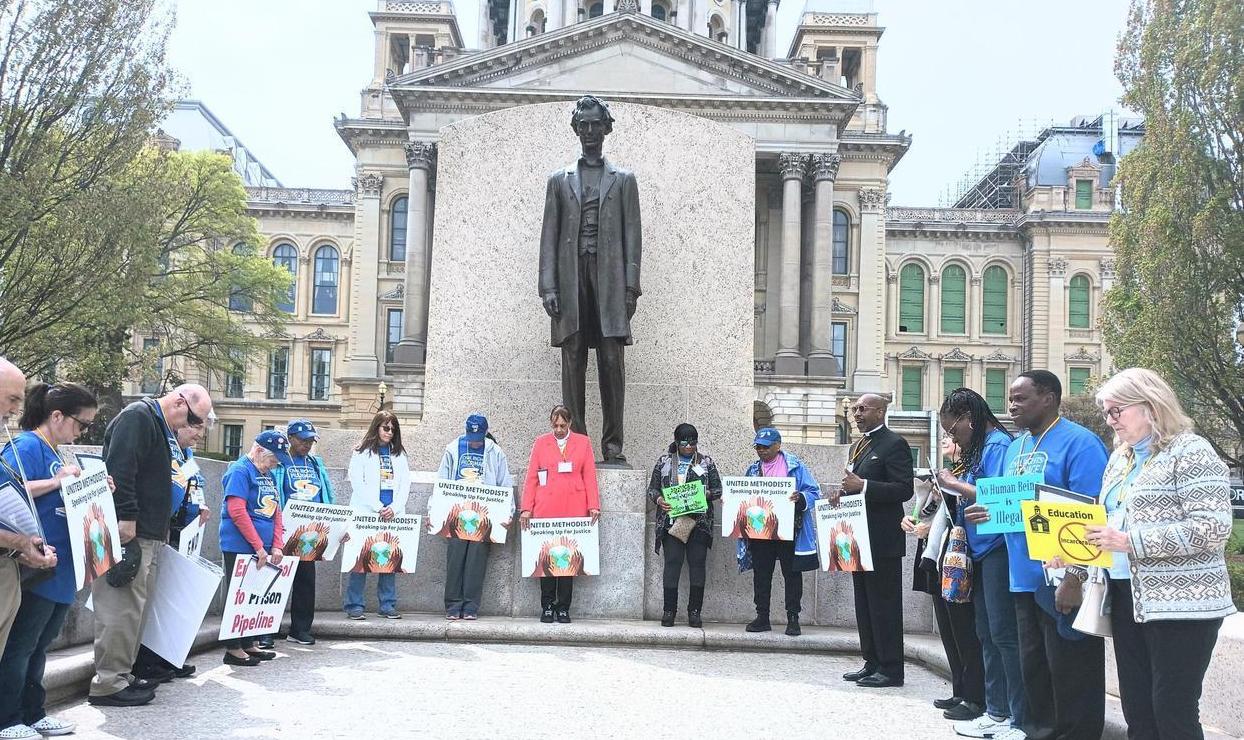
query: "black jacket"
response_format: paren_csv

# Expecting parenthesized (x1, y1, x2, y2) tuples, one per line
(852, 425, 915, 559)
(103, 399, 173, 541)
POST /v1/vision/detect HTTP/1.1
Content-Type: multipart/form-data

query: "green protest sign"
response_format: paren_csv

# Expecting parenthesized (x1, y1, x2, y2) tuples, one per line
(662, 480, 708, 518)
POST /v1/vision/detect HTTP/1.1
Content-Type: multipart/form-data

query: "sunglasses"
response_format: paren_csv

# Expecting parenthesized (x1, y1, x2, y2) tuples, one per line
(676, 439, 697, 446)
(380, 424, 394, 432)
(179, 393, 204, 427)
(68, 414, 95, 431)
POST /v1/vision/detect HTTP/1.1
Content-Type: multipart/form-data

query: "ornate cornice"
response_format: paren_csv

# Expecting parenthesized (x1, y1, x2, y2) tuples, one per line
(983, 350, 1018, 364)
(942, 347, 974, 363)
(380, 284, 405, 301)
(886, 207, 1019, 225)
(1066, 347, 1101, 363)
(831, 297, 856, 315)
(779, 153, 808, 180)
(857, 187, 886, 211)
(810, 153, 841, 183)
(404, 141, 436, 171)
(899, 345, 933, 361)
(303, 327, 338, 342)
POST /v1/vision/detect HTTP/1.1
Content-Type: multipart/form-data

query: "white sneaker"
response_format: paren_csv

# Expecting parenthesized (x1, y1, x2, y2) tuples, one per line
(953, 714, 1011, 738)
(30, 717, 75, 736)
(993, 728, 1027, 740)
(0, 725, 39, 739)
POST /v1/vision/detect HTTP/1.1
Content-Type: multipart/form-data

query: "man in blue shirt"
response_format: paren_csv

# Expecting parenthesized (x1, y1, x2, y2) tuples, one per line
(273, 420, 334, 645)
(997, 371, 1108, 740)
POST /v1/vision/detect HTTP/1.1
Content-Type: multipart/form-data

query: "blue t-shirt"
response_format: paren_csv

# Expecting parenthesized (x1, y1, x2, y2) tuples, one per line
(1002, 418, 1109, 592)
(379, 446, 394, 506)
(961, 428, 1013, 559)
(218, 458, 280, 553)
(284, 455, 324, 503)
(455, 437, 485, 481)
(677, 454, 692, 484)
(1, 432, 76, 604)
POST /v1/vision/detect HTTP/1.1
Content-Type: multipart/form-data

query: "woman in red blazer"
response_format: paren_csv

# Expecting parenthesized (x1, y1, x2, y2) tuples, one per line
(519, 405, 601, 624)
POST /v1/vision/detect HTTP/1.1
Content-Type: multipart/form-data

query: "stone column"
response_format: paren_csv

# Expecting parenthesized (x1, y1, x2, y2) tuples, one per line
(508, 0, 520, 42)
(1047, 256, 1068, 377)
(479, 0, 492, 47)
(928, 272, 941, 340)
(853, 187, 886, 391)
(765, 0, 778, 57)
(774, 153, 808, 376)
(393, 142, 436, 366)
(886, 271, 899, 337)
(347, 172, 384, 378)
(968, 274, 981, 341)
(1099, 258, 1116, 372)
(807, 153, 840, 376)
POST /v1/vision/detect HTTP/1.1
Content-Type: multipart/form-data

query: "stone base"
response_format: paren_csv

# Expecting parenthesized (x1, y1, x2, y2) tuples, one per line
(773, 354, 805, 376)
(390, 341, 426, 366)
(806, 354, 842, 377)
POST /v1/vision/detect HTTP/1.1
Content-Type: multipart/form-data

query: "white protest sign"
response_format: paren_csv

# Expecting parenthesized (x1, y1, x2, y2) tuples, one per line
(280, 501, 353, 561)
(428, 480, 514, 544)
(521, 517, 600, 577)
(177, 516, 204, 559)
(218, 554, 297, 641)
(720, 476, 796, 541)
(61, 458, 122, 590)
(814, 495, 873, 572)
(141, 545, 221, 665)
(339, 513, 421, 574)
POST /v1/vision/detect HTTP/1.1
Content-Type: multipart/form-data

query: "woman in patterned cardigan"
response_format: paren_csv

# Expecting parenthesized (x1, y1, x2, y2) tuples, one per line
(1084, 367, 1234, 740)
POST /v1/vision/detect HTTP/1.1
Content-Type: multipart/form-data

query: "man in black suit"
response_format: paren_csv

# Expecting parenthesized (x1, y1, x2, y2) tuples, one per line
(837, 393, 914, 688)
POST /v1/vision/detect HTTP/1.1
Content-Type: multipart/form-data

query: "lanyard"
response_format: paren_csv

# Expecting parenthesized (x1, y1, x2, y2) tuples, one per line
(1020, 416, 1061, 457)
(1111, 453, 1152, 503)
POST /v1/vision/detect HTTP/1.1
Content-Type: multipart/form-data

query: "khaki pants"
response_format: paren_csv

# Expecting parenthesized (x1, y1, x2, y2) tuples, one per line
(90, 538, 160, 696)
(0, 558, 20, 659)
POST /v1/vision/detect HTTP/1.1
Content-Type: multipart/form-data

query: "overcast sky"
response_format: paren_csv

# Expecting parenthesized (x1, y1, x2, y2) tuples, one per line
(167, 0, 1132, 205)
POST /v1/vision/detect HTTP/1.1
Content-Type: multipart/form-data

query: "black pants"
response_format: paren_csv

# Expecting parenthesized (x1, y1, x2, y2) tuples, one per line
(933, 592, 986, 705)
(1109, 578, 1221, 740)
(1014, 591, 1105, 740)
(445, 539, 490, 616)
(289, 559, 317, 635)
(662, 533, 708, 611)
(750, 539, 802, 616)
(852, 556, 904, 679)
(222, 552, 255, 651)
(540, 576, 574, 610)
(561, 252, 625, 460)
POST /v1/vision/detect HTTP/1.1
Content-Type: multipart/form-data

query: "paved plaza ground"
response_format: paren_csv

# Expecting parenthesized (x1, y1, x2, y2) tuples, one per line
(52, 639, 964, 739)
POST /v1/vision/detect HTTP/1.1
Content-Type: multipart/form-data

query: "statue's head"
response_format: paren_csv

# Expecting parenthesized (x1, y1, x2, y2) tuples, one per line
(570, 95, 614, 152)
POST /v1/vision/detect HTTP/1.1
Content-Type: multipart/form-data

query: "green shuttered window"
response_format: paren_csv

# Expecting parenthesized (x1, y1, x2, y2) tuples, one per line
(985, 368, 1007, 413)
(982, 265, 1008, 335)
(1068, 274, 1091, 329)
(1069, 367, 1091, 396)
(1075, 179, 1093, 210)
(899, 263, 925, 333)
(902, 365, 923, 410)
(941, 264, 966, 334)
(943, 367, 964, 400)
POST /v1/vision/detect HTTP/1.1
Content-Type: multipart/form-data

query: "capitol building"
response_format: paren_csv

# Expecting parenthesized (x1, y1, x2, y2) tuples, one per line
(145, 0, 1138, 463)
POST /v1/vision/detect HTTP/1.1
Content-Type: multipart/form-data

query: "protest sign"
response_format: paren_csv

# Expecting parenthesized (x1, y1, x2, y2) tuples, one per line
(177, 516, 204, 559)
(1021, 500, 1112, 567)
(218, 554, 297, 641)
(974, 473, 1043, 534)
(141, 545, 221, 666)
(521, 517, 600, 577)
(281, 501, 353, 561)
(814, 495, 873, 571)
(1229, 485, 1243, 519)
(427, 480, 514, 544)
(339, 513, 421, 574)
(661, 480, 708, 519)
(720, 476, 795, 540)
(61, 459, 122, 590)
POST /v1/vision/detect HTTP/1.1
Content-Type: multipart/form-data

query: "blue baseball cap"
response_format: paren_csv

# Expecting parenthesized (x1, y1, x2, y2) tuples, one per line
(255, 430, 294, 467)
(465, 413, 488, 442)
(287, 419, 319, 441)
(753, 427, 782, 447)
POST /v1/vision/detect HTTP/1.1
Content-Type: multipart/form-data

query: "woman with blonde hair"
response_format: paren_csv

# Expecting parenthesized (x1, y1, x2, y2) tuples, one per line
(1084, 367, 1234, 740)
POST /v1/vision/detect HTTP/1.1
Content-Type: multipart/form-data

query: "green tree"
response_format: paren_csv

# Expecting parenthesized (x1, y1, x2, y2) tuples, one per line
(1104, 0, 1244, 467)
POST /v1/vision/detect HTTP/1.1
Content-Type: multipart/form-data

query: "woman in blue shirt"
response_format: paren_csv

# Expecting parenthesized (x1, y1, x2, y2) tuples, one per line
(0, 382, 101, 740)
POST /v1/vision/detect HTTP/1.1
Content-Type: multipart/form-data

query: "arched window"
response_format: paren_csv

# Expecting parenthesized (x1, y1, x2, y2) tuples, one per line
(229, 243, 253, 313)
(589, 2, 603, 17)
(529, 9, 545, 34)
(982, 265, 1008, 335)
(708, 14, 725, 43)
(389, 197, 408, 262)
(940, 264, 967, 334)
(651, 2, 667, 20)
(1068, 274, 1091, 328)
(898, 263, 925, 333)
(312, 245, 339, 315)
(832, 209, 849, 274)
(272, 243, 298, 313)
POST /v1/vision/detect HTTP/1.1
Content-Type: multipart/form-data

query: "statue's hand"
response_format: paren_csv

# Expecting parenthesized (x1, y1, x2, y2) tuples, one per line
(542, 292, 561, 318)
(625, 290, 637, 320)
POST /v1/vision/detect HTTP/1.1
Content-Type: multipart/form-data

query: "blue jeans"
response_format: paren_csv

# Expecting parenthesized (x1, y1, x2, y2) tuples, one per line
(0, 592, 70, 729)
(974, 547, 1026, 726)
(344, 572, 396, 614)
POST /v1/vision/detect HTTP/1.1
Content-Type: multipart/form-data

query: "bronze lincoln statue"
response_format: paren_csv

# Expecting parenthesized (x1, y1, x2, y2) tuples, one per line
(539, 95, 642, 467)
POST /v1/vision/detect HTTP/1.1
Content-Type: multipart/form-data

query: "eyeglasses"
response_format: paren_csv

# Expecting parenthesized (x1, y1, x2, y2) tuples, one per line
(68, 414, 94, 431)
(941, 413, 967, 434)
(851, 405, 882, 413)
(379, 424, 394, 432)
(179, 393, 204, 427)
(1102, 403, 1137, 421)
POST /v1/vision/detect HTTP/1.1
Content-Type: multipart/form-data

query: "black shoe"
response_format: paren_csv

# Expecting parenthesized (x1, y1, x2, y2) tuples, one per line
(842, 666, 875, 682)
(257, 638, 275, 649)
(286, 632, 315, 645)
(687, 609, 702, 628)
(133, 666, 175, 683)
(129, 677, 158, 691)
(88, 685, 154, 707)
(943, 701, 984, 721)
(173, 664, 196, 679)
(745, 615, 771, 632)
(933, 696, 963, 710)
(856, 672, 903, 688)
(224, 652, 261, 667)
(555, 609, 571, 624)
(244, 650, 276, 661)
(784, 613, 801, 636)
(540, 606, 555, 623)
(661, 610, 675, 627)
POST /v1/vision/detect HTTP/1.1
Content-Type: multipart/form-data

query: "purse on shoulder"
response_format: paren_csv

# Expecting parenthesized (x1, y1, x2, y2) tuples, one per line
(940, 525, 973, 603)
(1071, 568, 1112, 637)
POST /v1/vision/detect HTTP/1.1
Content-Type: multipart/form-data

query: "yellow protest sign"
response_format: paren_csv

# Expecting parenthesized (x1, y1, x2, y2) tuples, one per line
(1020, 500, 1113, 567)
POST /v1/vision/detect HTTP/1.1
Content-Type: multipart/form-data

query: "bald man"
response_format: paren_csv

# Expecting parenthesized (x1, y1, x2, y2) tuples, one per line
(89, 384, 214, 707)
(838, 393, 914, 688)
(0, 358, 58, 661)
